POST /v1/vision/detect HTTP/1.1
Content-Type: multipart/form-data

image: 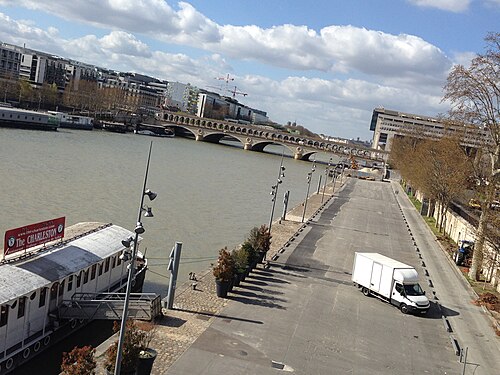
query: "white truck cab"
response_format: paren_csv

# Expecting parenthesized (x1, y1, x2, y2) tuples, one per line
(352, 252, 430, 314)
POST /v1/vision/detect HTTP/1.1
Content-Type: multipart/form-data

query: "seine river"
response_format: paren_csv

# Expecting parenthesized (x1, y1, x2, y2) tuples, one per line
(0, 127, 338, 296)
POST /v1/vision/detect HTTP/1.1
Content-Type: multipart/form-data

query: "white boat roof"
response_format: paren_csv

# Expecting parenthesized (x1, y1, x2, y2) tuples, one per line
(0, 106, 51, 117)
(0, 223, 135, 305)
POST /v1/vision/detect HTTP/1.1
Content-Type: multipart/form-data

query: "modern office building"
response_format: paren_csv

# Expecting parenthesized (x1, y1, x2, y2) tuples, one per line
(370, 107, 491, 152)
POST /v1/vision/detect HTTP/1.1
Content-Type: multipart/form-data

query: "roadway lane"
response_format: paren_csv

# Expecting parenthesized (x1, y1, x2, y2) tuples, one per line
(395, 180, 500, 375)
(166, 178, 466, 374)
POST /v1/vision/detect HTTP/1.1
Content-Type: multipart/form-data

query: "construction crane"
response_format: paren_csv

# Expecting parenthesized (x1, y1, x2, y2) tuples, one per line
(216, 73, 234, 84)
(227, 85, 247, 98)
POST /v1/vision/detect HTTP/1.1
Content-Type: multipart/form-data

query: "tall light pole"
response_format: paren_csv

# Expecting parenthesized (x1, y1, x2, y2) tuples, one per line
(321, 157, 333, 203)
(115, 141, 157, 375)
(268, 151, 286, 232)
(301, 160, 316, 223)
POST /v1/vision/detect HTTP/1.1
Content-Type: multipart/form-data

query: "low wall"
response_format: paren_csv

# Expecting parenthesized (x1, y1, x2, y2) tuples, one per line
(430, 200, 500, 292)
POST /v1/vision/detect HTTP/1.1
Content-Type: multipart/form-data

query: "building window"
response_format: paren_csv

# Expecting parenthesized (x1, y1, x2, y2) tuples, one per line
(17, 298, 26, 319)
(39, 288, 47, 308)
(0, 305, 8, 327)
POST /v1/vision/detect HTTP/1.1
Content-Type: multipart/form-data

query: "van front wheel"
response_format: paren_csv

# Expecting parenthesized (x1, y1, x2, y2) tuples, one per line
(400, 303, 409, 314)
(362, 287, 370, 297)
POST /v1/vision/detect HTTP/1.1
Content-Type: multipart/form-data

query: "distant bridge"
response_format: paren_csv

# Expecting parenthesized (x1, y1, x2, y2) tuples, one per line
(156, 111, 388, 162)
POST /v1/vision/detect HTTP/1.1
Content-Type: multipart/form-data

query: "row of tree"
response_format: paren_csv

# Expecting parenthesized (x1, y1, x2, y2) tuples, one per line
(0, 73, 146, 115)
(390, 32, 499, 283)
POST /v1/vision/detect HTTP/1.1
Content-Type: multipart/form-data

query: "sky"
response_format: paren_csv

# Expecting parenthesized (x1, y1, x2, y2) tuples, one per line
(0, 1, 498, 140)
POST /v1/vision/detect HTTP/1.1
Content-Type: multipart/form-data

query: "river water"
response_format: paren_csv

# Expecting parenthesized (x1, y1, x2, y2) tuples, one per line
(0, 127, 339, 296)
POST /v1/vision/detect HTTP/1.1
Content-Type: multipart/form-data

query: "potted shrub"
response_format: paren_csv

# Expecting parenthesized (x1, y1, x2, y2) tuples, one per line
(104, 320, 146, 375)
(135, 321, 158, 375)
(240, 241, 258, 272)
(61, 345, 96, 375)
(231, 246, 249, 286)
(248, 225, 272, 264)
(213, 247, 235, 298)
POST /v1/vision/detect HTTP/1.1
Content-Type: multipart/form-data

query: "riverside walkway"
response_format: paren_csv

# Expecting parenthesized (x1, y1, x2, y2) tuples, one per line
(93, 179, 340, 374)
(93, 177, 500, 375)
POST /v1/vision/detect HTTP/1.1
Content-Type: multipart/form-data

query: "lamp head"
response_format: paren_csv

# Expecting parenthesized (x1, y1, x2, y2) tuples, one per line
(135, 223, 145, 234)
(144, 206, 154, 217)
(144, 189, 157, 201)
(119, 250, 131, 262)
(121, 236, 134, 248)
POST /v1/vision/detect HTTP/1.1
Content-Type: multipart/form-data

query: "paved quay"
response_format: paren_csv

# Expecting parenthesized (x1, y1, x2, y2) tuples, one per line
(93, 179, 340, 374)
(94, 177, 500, 375)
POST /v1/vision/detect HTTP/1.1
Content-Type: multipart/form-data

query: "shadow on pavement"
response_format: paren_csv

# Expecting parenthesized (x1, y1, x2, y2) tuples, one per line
(229, 292, 287, 310)
(440, 304, 460, 317)
(173, 308, 264, 324)
(246, 274, 291, 284)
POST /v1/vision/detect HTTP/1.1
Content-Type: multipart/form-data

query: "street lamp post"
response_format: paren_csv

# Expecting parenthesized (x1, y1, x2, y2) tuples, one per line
(114, 141, 157, 375)
(301, 160, 316, 223)
(321, 157, 333, 203)
(268, 152, 286, 232)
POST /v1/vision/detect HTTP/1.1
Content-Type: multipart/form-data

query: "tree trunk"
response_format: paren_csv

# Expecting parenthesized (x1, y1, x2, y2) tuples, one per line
(468, 186, 495, 281)
(469, 213, 486, 281)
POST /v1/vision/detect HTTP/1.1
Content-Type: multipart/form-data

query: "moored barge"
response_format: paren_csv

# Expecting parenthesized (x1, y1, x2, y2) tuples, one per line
(0, 105, 59, 131)
(0, 221, 148, 374)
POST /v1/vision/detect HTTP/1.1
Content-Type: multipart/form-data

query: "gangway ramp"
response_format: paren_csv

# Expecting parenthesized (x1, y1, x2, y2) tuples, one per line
(58, 292, 162, 321)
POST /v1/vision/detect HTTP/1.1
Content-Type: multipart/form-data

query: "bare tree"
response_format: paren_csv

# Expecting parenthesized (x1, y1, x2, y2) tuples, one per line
(414, 137, 471, 232)
(443, 32, 499, 280)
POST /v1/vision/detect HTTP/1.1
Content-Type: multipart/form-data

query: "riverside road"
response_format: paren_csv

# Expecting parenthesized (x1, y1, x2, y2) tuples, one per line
(165, 178, 500, 375)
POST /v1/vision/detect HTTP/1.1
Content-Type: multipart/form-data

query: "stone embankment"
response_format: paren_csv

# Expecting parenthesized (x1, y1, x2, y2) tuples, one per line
(92, 181, 342, 374)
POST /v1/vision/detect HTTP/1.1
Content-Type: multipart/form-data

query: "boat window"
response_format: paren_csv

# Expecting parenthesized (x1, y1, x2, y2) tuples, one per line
(111, 256, 116, 269)
(17, 297, 26, 319)
(68, 276, 73, 291)
(105, 258, 110, 272)
(50, 283, 59, 300)
(83, 269, 89, 284)
(117, 255, 122, 266)
(0, 305, 8, 327)
(59, 280, 65, 296)
(76, 272, 82, 288)
(98, 263, 103, 276)
(91, 264, 97, 280)
(39, 288, 47, 308)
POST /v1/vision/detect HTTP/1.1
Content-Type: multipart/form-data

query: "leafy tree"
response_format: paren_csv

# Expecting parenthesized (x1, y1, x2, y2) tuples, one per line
(18, 79, 33, 106)
(443, 32, 499, 280)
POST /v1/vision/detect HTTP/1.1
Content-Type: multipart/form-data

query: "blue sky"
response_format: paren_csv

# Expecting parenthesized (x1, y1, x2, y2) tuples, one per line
(0, 0, 498, 140)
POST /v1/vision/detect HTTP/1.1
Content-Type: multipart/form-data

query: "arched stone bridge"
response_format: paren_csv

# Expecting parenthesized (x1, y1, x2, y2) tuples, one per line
(157, 111, 388, 162)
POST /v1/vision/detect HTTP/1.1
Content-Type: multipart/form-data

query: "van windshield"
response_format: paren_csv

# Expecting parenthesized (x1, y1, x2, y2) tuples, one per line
(404, 284, 425, 296)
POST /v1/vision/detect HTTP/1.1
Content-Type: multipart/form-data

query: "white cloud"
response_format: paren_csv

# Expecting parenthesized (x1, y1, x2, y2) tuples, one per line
(407, 0, 471, 12)
(0, 2, 456, 139)
(451, 51, 477, 67)
(100, 31, 151, 57)
(0, 0, 452, 83)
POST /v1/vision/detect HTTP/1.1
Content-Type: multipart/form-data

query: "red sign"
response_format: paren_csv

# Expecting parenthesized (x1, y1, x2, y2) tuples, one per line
(4, 217, 66, 256)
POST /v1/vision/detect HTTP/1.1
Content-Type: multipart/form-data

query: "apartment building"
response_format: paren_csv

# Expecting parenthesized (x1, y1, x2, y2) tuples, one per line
(0, 42, 21, 79)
